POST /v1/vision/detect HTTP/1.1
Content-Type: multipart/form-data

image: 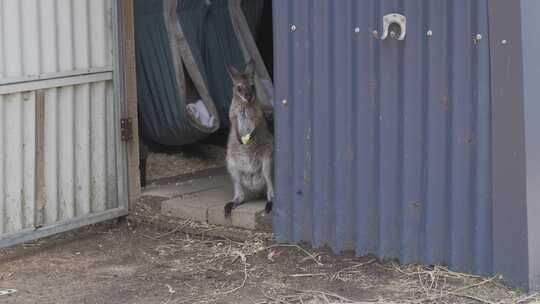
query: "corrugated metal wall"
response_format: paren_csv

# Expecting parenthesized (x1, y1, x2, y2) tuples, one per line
(0, 0, 114, 83)
(273, 0, 493, 276)
(0, 0, 127, 239)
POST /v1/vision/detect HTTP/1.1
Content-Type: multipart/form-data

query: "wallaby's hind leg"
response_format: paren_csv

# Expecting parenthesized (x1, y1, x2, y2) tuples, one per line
(225, 169, 246, 217)
(264, 201, 273, 214)
(262, 155, 274, 214)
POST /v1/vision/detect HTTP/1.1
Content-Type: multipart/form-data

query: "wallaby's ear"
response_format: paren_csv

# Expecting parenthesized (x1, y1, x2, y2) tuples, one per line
(244, 60, 255, 78)
(226, 64, 241, 81)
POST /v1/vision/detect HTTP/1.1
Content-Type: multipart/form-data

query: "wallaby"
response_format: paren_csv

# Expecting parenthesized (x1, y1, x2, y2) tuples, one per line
(224, 61, 273, 217)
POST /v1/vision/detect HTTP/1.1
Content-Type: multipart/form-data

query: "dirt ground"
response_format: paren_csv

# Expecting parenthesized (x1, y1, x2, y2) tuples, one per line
(1, 154, 539, 304)
(1, 198, 539, 304)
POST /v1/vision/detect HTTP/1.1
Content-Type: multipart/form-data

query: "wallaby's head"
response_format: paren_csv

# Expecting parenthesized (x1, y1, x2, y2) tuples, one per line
(227, 61, 256, 103)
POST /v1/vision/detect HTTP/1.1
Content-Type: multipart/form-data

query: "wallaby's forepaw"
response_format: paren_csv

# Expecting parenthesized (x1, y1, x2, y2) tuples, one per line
(224, 202, 235, 217)
(265, 201, 273, 214)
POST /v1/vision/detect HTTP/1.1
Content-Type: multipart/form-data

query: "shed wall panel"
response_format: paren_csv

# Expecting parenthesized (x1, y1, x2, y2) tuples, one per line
(488, 0, 529, 288)
(0, 92, 36, 232)
(0, 0, 126, 247)
(521, 0, 540, 291)
(273, 0, 493, 276)
(5, 80, 120, 227)
(0, 0, 113, 83)
(3, 93, 23, 233)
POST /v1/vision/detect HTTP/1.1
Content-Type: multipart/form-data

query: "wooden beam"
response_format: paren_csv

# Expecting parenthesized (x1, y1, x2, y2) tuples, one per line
(34, 90, 45, 228)
(119, 0, 141, 209)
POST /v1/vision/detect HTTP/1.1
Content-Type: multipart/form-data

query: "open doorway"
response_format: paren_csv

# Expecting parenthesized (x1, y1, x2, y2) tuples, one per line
(132, 0, 274, 229)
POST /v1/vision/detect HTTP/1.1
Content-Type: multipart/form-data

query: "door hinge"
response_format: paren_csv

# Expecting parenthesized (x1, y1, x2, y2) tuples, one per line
(120, 118, 133, 141)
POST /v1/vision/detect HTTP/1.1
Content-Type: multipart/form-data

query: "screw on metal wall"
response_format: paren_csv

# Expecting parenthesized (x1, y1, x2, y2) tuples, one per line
(474, 34, 482, 44)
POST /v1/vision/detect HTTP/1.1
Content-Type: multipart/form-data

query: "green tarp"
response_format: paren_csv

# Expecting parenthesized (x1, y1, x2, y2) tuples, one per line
(135, 0, 214, 146)
(177, 0, 247, 129)
(134, 0, 271, 146)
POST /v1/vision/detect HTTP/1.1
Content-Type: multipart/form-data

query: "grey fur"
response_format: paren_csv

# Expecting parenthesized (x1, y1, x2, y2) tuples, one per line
(224, 61, 273, 217)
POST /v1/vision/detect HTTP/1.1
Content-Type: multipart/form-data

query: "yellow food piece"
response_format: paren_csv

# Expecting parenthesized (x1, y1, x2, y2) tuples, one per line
(241, 133, 251, 145)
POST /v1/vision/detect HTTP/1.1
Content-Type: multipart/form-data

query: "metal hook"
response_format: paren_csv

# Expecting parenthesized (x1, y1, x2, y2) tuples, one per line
(379, 13, 406, 41)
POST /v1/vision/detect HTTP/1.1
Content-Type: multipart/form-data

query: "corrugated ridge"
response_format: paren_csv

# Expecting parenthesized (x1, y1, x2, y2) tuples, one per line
(275, 0, 493, 276)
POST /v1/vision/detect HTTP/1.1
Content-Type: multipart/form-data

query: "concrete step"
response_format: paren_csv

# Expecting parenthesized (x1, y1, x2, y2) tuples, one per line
(158, 173, 272, 230)
(208, 200, 271, 230)
(161, 187, 233, 223)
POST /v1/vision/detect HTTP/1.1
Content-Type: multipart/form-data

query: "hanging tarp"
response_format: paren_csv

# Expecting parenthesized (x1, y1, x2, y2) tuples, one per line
(240, 0, 265, 35)
(234, 0, 274, 106)
(134, 0, 219, 146)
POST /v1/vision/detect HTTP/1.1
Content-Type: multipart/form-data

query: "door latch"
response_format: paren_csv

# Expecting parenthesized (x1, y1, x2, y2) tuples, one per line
(120, 118, 133, 141)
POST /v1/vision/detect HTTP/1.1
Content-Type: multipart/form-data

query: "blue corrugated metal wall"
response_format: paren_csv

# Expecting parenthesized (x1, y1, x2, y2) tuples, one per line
(273, 0, 493, 276)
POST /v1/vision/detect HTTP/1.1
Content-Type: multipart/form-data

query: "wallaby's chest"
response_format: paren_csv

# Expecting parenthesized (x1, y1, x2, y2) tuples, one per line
(228, 148, 262, 174)
(228, 151, 265, 192)
(235, 105, 258, 136)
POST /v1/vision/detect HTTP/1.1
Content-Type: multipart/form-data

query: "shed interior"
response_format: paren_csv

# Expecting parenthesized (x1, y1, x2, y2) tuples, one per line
(132, 0, 274, 218)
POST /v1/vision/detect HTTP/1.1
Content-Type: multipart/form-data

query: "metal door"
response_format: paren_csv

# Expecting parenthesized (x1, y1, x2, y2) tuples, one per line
(0, 0, 128, 248)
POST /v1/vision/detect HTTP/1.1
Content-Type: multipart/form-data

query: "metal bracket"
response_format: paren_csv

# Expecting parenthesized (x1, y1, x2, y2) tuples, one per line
(120, 118, 133, 141)
(380, 13, 406, 40)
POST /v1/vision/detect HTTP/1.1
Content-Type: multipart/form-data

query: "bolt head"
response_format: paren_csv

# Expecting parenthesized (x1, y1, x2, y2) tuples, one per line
(282, 99, 288, 105)
(426, 30, 433, 37)
(290, 25, 296, 32)
(501, 39, 508, 45)
(354, 27, 360, 34)
(476, 34, 482, 40)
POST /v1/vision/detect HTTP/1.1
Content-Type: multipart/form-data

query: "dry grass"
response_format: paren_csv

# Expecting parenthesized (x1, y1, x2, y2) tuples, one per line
(146, 146, 226, 181)
(3, 215, 539, 304)
(132, 221, 540, 304)
(130, 194, 540, 304)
